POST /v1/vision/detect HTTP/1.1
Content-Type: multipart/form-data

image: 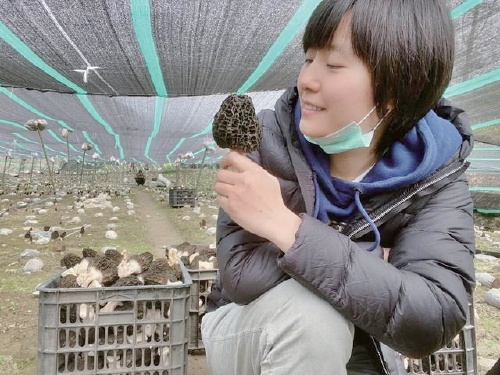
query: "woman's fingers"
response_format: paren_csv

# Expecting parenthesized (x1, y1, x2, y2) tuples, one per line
(214, 180, 232, 198)
(216, 168, 239, 185)
(220, 151, 259, 172)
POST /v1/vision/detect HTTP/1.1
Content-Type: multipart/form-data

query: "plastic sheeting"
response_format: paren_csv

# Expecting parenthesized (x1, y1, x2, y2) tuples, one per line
(0, 0, 499, 165)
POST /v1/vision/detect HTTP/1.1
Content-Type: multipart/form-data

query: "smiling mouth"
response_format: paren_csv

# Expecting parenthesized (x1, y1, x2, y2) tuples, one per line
(303, 104, 325, 112)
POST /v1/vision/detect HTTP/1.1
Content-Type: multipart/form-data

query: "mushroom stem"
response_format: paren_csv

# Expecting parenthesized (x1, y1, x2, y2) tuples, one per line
(29, 156, 35, 183)
(80, 150, 86, 185)
(1, 155, 7, 190)
(37, 129, 56, 193)
(66, 138, 70, 168)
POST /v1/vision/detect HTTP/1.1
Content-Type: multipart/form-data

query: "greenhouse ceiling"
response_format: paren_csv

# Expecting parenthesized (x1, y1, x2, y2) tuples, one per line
(0, 0, 499, 165)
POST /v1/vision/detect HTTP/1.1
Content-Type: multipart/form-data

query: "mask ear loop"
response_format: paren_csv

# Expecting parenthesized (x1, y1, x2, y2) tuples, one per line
(356, 106, 377, 126)
(367, 108, 393, 134)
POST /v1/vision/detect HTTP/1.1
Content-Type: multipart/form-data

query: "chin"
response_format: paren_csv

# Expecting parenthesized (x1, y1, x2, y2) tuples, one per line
(300, 126, 327, 138)
(299, 120, 330, 138)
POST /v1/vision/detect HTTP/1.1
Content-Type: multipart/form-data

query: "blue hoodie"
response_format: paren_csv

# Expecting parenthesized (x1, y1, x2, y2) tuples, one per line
(293, 101, 462, 250)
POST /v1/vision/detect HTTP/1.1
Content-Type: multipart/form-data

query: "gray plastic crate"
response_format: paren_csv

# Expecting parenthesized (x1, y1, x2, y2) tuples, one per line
(187, 268, 218, 351)
(168, 188, 195, 208)
(404, 300, 477, 375)
(37, 263, 192, 375)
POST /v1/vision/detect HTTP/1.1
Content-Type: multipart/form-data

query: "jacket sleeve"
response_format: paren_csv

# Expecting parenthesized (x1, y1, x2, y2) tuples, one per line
(215, 108, 301, 305)
(216, 208, 290, 304)
(278, 175, 475, 358)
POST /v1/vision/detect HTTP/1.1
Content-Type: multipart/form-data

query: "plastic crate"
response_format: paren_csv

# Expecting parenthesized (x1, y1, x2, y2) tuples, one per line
(37, 263, 192, 375)
(404, 300, 477, 375)
(187, 268, 218, 351)
(168, 188, 195, 208)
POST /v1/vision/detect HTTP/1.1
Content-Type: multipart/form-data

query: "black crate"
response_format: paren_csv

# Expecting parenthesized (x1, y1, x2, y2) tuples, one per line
(168, 188, 195, 208)
(37, 264, 192, 375)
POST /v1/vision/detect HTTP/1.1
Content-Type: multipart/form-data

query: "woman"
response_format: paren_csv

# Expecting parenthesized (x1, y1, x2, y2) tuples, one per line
(135, 169, 145, 185)
(202, 1, 475, 374)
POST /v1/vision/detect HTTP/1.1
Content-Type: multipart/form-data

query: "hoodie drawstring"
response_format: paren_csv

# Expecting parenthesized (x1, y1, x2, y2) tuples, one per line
(354, 189, 381, 252)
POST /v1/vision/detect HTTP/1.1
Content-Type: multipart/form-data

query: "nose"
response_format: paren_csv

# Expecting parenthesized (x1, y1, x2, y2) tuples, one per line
(298, 61, 321, 93)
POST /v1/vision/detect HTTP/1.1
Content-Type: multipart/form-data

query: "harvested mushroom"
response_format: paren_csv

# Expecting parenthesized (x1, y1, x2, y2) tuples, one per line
(141, 258, 182, 285)
(117, 252, 154, 278)
(212, 94, 262, 153)
(60, 252, 82, 269)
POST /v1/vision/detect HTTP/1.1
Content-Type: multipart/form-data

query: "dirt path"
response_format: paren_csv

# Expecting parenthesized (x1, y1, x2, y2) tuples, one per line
(131, 186, 185, 257)
(130, 186, 212, 375)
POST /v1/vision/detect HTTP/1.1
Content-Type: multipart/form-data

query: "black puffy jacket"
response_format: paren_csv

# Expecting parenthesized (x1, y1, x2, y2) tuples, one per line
(208, 87, 476, 374)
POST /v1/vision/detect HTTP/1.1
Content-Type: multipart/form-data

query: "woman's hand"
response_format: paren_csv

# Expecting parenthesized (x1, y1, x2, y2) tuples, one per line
(215, 151, 301, 252)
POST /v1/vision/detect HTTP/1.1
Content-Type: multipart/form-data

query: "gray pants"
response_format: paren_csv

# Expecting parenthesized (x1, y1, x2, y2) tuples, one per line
(201, 278, 355, 375)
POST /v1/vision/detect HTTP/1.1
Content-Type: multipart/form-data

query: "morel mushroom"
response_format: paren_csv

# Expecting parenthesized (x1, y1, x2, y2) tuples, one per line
(60, 252, 82, 269)
(141, 257, 182, 285)
(212, 94, 262, 153)
(117, 251, 154, 278)
(104, 248, 123, 265)
(86, 254, 119, 287)
(59, 274, 80, 288)
(82, 247, 98, 258)
(100, 275, 144, 313)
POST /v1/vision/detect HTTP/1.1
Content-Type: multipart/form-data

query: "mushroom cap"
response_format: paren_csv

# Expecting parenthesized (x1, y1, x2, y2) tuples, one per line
(89, 255, 119, 286)
(131, 252, 154, 272)
(142, 257, 183, 285)
(174, 242, 197, 254)
(59, 274, 80, 288)
(212, 94, 262, 153)
(112, 275, 143, 287)
(60, 252, 82, 268)
(189, 253, 218, 270)
(24, 119, 47, 131)
(82, 248, 97, 258)
(104, 249, 123, 265)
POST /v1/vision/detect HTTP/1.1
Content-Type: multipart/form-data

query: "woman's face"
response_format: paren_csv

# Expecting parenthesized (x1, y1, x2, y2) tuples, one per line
(297, 17, 378, 138)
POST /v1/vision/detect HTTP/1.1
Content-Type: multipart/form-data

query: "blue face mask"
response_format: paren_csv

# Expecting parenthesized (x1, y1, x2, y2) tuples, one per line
(303, 106, 386, 154)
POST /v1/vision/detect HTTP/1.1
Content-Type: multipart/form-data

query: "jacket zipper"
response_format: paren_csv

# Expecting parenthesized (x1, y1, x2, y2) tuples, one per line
(371, 337, 391, 375)
(347, 161, 468, 239)
(350, 161, 467, 375)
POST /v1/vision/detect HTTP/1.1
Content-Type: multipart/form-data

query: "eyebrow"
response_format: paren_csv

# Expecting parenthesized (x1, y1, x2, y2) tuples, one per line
(327, 43, 350, 54)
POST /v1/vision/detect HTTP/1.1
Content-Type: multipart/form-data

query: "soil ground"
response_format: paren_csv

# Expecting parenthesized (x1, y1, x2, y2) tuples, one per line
(0, 184, 212, 375)
(132, 188, 211, 375)
(0, 177, 499, 375)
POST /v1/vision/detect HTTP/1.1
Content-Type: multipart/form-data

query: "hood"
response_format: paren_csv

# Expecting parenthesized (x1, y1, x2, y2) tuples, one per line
(280, 88, 472, 250)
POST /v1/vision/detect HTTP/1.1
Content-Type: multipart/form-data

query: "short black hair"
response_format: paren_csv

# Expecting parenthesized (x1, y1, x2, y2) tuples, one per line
(303, 0, 455, 154)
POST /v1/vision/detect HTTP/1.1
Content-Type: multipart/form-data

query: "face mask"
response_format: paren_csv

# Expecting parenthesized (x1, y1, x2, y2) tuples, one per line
(303, 106, 387, 154)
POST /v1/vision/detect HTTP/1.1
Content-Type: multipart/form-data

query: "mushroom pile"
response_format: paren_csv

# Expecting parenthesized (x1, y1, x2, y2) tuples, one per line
(56, 247, 183, 371)
(60, 248, 182, 290)
(171, 241, 218, 270)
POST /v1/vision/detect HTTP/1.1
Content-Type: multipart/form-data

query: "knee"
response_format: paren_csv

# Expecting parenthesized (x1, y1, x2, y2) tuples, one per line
(268, 280, 354, 344)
